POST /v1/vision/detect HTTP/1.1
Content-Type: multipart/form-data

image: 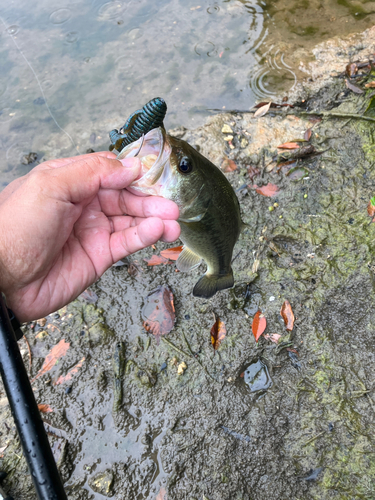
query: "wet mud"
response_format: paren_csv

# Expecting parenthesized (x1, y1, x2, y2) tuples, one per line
(2, 28, 375, 500)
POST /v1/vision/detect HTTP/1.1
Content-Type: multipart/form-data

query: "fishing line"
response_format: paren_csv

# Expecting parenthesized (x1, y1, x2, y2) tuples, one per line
(0, 15, 77, 149)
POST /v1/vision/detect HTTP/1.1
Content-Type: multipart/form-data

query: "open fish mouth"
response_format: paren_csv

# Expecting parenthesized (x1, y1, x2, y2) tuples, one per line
(116, 127, 172, 196)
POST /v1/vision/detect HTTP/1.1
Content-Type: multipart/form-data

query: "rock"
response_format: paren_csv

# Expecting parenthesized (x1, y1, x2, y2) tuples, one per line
(177, 361, 187, 376)
(221, 124, 233, 133)
(88, 469, 114, 496)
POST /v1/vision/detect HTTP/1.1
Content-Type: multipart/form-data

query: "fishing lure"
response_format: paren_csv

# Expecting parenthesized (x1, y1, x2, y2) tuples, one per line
(109, 97, 167, 152)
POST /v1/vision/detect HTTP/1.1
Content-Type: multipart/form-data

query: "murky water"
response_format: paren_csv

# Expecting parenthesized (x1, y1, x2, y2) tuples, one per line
(1, 0, 375, 185)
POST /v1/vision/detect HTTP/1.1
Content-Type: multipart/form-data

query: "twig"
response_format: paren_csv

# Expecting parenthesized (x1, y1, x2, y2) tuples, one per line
(161, 337, 192, 358)
(23, 334, 32, 373)
(292, 109, 375, 123)
(303, 430, 326, 447)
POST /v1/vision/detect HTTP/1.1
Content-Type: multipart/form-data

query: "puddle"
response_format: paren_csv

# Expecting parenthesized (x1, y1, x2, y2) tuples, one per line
(243, 360, 272, 393)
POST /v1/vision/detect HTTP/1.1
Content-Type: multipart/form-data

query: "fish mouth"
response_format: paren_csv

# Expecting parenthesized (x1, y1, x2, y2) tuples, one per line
(116, 127, 172, 196)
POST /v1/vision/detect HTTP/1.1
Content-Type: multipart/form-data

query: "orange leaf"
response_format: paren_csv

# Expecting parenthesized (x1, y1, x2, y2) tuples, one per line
(252, 310, 266, 342)
(264, 333, 281, 344)
(254, 183, 279, 197)
(55, 356, 85, 385)
(277, 142, 300, 149)
(38, 403, 53, 413)
(160, 246, 183, 261)
(31, 339, 70, 383)
(221, 158, 237, 172)
(304, 128, 312, 141)
(367, 200, 375, 217)
(365, 81, 375, 88)
(254, 102, 271, 117)
(210, 317, 226, 352)
(144, 255, 169, 266)
(142, 286, 176, 342)
(280, 300, 295, 331)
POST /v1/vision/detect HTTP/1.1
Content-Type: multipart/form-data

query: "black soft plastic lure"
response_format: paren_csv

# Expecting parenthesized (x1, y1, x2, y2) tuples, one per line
(109, 97, 167, 152)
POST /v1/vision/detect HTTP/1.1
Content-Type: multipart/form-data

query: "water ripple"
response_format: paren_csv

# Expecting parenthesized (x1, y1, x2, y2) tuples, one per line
(49, 9, 72, 25)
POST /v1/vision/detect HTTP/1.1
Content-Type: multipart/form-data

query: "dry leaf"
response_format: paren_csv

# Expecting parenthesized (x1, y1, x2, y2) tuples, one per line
(160, 246, 183, 261)
(210, 317, 227, 352)
(286, 348, 299, 355)
(368, 199, 375, 217)
(79, 288, 98, 304)
(277, 142, 300, 149)
(156, 487, 167, 500)
(247, 165, 260, 181)
(55, 357, 85, 385)
(280, 300, 295, 331)
(252, 310, 266, 342)
(304, 128, 312, 141)
(144, 255, 169, 266)
(142, 286, 176, 342)
(38, 403, 53, 413)
(254, 102, 271, 118)
(345, 79, 364, 94)
(31, 339, 70, 383)
(264, 333, 281, 344)
(221, 158, 237, 172)
(346, 62, 358, 78)
(0, 444, 8, 457)
(254, 183, 280, 197)
(365, 81, 375, 88)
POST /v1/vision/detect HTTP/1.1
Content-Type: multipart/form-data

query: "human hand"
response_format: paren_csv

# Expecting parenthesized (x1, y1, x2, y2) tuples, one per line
(0, 152, 180, 322)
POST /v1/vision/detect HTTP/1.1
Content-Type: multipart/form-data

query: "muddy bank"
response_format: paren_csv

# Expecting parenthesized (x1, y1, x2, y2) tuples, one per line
(2, 28, 375, 500)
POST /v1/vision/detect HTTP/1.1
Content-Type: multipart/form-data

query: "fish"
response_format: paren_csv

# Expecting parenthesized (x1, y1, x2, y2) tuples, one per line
(117, 127, 244, 299)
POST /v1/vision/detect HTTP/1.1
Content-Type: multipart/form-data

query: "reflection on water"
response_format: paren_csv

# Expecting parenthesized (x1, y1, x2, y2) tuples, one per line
(0, 0, 375, 185)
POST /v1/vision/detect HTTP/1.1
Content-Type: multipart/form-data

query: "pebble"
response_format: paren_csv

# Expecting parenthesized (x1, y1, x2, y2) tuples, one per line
(177, 362, 187, 376)
(221, 124, 233, 134)
(223, 135, 233, 141)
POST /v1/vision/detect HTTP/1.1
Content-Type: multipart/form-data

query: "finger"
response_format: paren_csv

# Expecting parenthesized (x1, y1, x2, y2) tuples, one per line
(160, 220, 181, 242)
(35, 151, 117, 171)
(98, 188, 180, 220)
(29, 156, 142, 204)
(109, 217, 165, 262)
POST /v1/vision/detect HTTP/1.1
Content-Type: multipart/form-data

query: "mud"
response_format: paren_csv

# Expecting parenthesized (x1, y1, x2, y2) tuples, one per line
(2, 28, 375, 500)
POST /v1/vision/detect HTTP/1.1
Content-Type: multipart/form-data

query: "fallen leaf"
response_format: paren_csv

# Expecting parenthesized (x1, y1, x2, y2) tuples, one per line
(286, 347, 299, 355)
(346, 62, 358, 78)
(38, 403, 53, 413)
(247, 165, 260, 181)
(280, 300, 295, 331)
(156, 487, 167, 500)
(55, 357, 85, 385)
(210, 317, 227, 352)
(0, 444, 8, 457)
(252, 310, 266, 342)
(239, 372, 245, 378)
(286, 166, 309, 181)
(221, 158, 237, 172)
(264, 333, 282, 344)
(219, 51, 224, 58)
(160, 246, 183, 261)
(368, 197, 375, 217)
(254, 183, 280, 197)
(79, 288, 98, 304)
(365, 81, 375, 88)
(304, 128, 312, 141)
(128, 263, 139, 276)
(277, 142, 300, 149)
(142, 286, 176, 342)
(31, 339, 70, 383)
(144, 255, 169, 266)
(345, 78, 364, 94)
(254, 102, 271, 118)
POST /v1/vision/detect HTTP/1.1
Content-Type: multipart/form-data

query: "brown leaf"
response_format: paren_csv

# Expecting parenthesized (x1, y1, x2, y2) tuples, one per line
(254, 102, 271, 118)
(247, 165, 260, 181)
(239, 372, 245, 378)
(160, 246, 183, 261)
(79, 288, 98, 304)
(144, 255, 169, 266)
(142, 286, 176, 342)
(156, 487, 167, 500)
(38, 403, 53, 413)
(221, 158, 237, 172)
(304, 128, 312, 141)
(277, 142, 300, 149)
(31, 339, 70, 383)
(55, 357, 85, 385)
(365, 81, 375, 88)
(253, 183, 279, 197)
(280, 300, 295, 331)
(346, 62, 358, 78)
(368, 199, 375, 217)
(286, 348, 299, 356)
(345, 79, 364, 94)
(252, 310, 266, 342)
(210, 317, 226, 352)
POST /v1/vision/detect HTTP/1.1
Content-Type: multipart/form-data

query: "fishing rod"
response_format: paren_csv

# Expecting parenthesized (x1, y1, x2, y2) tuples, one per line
(0, 295, 68, 500)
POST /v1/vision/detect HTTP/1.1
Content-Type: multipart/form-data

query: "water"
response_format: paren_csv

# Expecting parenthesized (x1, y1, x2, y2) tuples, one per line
(0, 0, 374, 183)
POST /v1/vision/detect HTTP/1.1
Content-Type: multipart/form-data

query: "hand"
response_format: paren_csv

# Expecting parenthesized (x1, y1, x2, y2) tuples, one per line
(0, 152, 180, 322)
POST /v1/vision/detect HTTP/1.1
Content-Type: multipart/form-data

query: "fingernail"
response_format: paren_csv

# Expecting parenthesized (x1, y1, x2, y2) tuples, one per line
(119, 157, 138, 168)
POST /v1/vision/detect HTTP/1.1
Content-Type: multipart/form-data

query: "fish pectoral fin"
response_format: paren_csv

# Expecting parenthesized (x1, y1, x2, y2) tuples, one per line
(193, 269, 234, 299)
(176, 247, 202, 272)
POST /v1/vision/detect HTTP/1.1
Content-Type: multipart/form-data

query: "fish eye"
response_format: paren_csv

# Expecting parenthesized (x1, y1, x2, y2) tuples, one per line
(178, 157, 193, 174)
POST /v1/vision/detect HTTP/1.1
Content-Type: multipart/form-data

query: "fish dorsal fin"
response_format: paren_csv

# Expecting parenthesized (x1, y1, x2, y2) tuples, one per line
(176, 247, 202, 272)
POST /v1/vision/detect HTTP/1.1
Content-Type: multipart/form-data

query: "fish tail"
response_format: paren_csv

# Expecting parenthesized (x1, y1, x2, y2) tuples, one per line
(193, 269, 234, 299)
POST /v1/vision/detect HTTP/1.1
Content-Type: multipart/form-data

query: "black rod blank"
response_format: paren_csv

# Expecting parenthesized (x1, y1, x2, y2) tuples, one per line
(0, 297, 68, 500)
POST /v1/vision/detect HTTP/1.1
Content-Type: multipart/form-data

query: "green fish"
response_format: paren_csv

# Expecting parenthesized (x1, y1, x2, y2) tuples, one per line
(117, 127, 244, 298)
